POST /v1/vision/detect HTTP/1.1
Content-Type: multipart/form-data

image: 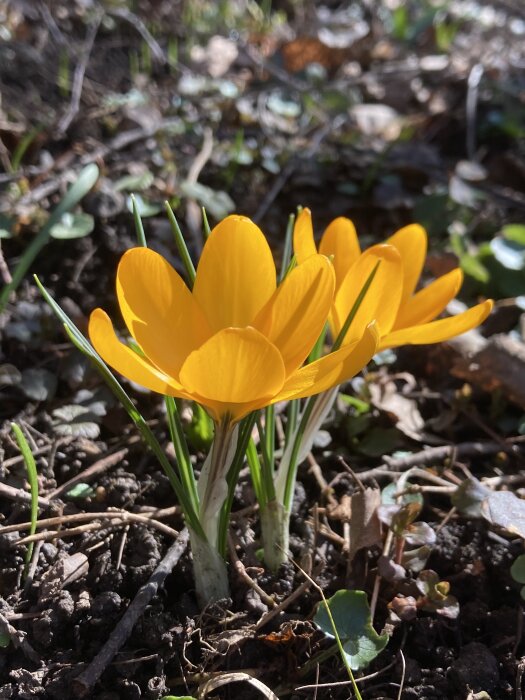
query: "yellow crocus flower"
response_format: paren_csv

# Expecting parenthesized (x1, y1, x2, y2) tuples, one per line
(89, 215, 378, 424)
(294, 208, 493, 351)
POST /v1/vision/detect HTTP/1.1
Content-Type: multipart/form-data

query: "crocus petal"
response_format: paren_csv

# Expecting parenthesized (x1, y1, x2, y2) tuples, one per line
(88, 309, 191, 398)
(293, 208, 318, 264)
(386, 224, 427, 302)
(380, 300, 493, 349)
(273, 324, 379, 402)
(332, 244, 403, 342)
(319, 217, 361, 292)
(193, 216, 276, 332)
(116, 247, 211, 379)
(179, 327, 285, 409)
(253, 254, 335, 374)
(393, 268, 464, 330)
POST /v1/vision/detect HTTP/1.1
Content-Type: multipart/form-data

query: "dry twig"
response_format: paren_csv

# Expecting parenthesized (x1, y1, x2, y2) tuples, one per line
(73, 528, 189, 696)
(228, 534, 276, 609)
(58, 14, 102, 134)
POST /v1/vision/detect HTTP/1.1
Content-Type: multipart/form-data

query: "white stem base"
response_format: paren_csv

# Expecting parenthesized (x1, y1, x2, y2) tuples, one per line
(260, 500, 290, 572)
(189, 528, 229, 607)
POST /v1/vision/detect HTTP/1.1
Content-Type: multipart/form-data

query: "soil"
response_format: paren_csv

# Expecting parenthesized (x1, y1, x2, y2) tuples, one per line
(2, 1, 525, 699)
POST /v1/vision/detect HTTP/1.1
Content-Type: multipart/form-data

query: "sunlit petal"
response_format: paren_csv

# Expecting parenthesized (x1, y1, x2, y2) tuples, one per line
(88, 309, 190, 398)
(380, 300, 493, 349)
(293, 208, 318, 264)
(386, 224, 427, 302)
(117, 247, 210, 379)
(332, 244, 403, 342)
(319, 217, 361, 292)
(273, 324, 378, 402)
(193, 216, 276, 332)
(179, 326, 285, 407)
(253, 255, 335, 374)
(394, 268, 464, 329)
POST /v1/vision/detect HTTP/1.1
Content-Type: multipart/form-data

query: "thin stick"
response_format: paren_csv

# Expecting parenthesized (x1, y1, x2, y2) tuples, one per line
(0, 481, 51, 509)
(185, 127, 214, 242)
(58, 14, 101, 134)
(0, 506, 179, 535)
(295, 652, 399, 690)
(396, 649, 406, 700)
(255, 578, 313, 631)
(14, 511, 179, 544)
(228, 534, 276, 609)
(73, 528, 189, 696)
(356, 440, 522, 481)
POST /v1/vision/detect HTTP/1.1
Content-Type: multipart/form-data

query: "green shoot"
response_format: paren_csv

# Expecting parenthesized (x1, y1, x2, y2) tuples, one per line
(308, 322, 328, 363)
(202, 207, 211, 239)
(165, 397, 199, 514)
(11, 423, 39, 577)
(282, 397, 316, 513)
(279, 213, 295, 283)
(165, 201, 196, 286)
(131, 194, 147, 247)
(141, 39, 152, 75)
(58, 49, 70, 97)
(256, 415, 276, 503)
(11, 126, 42, 173)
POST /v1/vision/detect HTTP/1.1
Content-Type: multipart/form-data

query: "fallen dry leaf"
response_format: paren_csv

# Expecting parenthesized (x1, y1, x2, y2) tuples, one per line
(368, 375, 425, 441)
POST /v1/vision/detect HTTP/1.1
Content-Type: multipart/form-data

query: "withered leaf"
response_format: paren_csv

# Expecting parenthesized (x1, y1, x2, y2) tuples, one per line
(348, 487, 382, 557)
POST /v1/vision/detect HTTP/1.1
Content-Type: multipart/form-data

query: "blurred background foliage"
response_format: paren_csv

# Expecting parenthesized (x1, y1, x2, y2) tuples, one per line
(0, 0, 524, 304)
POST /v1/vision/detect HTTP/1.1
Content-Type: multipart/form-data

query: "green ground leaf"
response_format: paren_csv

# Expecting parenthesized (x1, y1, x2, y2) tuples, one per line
(66, 483, 96, 499)
(115, 170, 154, 192)
(314, 590, 388, 670)
(180, 181, 235, 219)
(358, 427, 402, 457)
(50, 212, 94, 239)
(510, 554, 525, 584)
(126, 194, 162, 217)
(51, 404, 102, 439)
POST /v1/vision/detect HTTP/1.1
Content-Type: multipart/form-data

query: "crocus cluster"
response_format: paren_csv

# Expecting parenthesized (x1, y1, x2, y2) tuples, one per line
(87, 209, 492, 602)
